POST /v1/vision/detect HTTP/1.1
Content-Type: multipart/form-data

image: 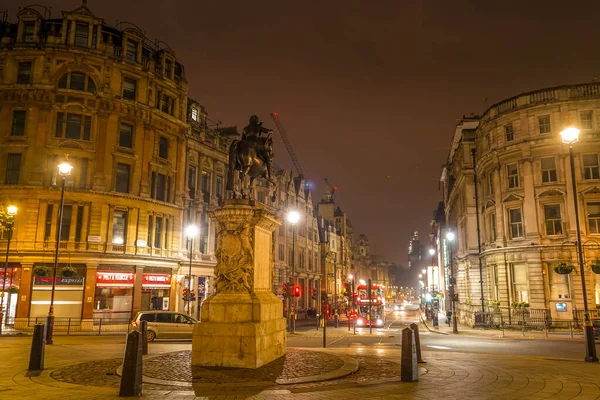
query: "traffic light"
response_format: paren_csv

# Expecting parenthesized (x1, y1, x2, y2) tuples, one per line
(311, 287, 316, 299)
(282, 283, 288, 296)
(452, 293, 459, 302)
(182, 288, 188, 301)
(293, 285, 300, 297)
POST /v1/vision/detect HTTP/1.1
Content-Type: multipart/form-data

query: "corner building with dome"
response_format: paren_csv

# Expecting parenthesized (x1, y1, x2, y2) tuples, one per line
(0, 4, 232, 328)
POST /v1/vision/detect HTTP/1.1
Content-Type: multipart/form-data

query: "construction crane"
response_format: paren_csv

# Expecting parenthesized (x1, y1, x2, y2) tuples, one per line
(270, 112, 304, 178)
(324, 178, 338, 201)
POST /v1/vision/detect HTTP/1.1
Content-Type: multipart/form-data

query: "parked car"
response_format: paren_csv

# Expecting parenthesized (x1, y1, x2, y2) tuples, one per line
(131, 311, 197, 341)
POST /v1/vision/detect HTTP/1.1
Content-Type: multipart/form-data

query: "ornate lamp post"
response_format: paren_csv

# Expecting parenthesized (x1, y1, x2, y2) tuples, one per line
(348, 274, 355, 313)
(287, 210, 300, 333)
(46, 160, 73, 344)
(560, 126, 598, 363)
(446, 230, 458, 333)
(0, 205, 17, 334)
(185, 224, 199, 316)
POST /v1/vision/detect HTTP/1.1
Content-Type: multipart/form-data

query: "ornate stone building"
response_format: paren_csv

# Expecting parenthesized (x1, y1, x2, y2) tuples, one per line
(442, 84, 600, 325)
(0, 4, 230, 326)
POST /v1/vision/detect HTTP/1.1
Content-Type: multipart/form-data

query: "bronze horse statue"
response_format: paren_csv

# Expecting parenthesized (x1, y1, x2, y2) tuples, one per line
(226, 135, 276, 201)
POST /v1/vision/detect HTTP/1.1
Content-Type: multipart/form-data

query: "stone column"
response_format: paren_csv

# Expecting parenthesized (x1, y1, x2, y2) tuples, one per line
(192, 199, 285, 368)
(81, 264, 98, 331)
(14, 263, 33, 329)
(132, 266, 144, 314)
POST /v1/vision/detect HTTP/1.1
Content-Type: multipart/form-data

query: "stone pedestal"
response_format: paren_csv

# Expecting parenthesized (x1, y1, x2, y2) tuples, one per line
(192, 200, 286, 368)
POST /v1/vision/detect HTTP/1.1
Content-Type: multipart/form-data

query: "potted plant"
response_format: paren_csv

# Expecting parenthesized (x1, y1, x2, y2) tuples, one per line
(554, 263, 575, 275)
(61, 264, 77, 277)
(511, 301, 529, 311)
(592, 260, 600, 274)
(488, 300, 501, 311)
(8, 286, 18, 294)
(33, 265, 50, 277)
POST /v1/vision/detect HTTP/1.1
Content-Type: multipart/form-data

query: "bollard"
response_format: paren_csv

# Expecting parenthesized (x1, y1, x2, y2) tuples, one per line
(353, 317, 356, 335)
(28, 323, 46, 371)
(570, 321, 574, 338)
(401, 327, 418, 382)
(119, 330, 143, 397)
(348, 316, 351, 332)
(409, 323, 425, 363)
(140, 320, 148, 356)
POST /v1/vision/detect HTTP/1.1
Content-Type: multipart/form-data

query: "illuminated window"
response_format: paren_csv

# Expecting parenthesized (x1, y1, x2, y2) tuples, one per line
(112, 210, 128, 245)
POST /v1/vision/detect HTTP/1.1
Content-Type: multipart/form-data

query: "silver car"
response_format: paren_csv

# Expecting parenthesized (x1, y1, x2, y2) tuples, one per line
(131, 311, 197, 341)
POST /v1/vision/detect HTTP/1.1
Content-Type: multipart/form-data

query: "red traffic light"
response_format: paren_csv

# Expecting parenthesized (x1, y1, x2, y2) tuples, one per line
(293, 285, 300, 297)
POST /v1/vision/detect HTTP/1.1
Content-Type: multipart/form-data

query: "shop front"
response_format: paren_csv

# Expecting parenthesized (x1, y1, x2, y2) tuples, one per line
(93, 271, 134, 321)
(141, 273, 171, 311)
(30, 275, 85, 318)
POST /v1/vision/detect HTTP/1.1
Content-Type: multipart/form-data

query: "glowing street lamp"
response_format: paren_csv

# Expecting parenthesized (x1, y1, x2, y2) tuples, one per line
(428, 248, 435, 256)
(0, 205, 17, 334)
(47, 159, 73, 344)
(560, 125, 598, 362)
(185, 224, 199, 316)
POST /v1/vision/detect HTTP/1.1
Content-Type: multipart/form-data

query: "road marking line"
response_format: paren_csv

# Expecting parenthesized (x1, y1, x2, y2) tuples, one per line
(427, 345, 452, 350)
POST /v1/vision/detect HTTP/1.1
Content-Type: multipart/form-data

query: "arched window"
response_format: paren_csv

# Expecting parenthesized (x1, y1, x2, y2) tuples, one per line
(58, 72, 96, 93)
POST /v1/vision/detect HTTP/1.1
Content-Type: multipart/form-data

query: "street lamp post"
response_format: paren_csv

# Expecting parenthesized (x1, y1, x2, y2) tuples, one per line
(287, 210, 300, 333)
(333, 254, 339, 328)
(185, 224, 199, 316)
(46, 161, 73, 344)
(348, 274, 355, 313)
(0, 205, 17, 334)
(560, 126, 598, 363)
(446, 230, 458, 334)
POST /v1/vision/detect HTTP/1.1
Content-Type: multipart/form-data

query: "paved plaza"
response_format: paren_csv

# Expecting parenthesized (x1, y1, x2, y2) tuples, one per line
(1, 333, 600, 399)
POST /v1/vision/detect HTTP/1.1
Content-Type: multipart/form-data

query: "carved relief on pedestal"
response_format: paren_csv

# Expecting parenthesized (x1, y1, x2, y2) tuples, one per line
(214, 225, 254, 293)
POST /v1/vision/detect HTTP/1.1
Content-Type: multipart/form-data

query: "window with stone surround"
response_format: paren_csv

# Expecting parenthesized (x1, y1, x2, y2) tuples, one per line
(543, 204, 562, 236)
(587, 202, 600, 234)
(508, 207, 523, 239)
(55, 112, 91, 141)
(581, 110, 593, 130)
(507, 163, 519, 188)
(541, 157, 557, 183)
(17, 62, 32, 84)
(488, 212, 496, 242)
(538, 115, 551, 134)
(74, 22, 89, 47)
(583, 154, 600, 180)
(512, 263, 529, 303)
(504, 123, 514, 142)
(548, 263, 570, 301)
(11, 110, 26, 136)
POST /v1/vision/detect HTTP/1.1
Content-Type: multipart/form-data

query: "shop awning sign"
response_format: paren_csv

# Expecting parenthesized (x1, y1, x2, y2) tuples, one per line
(34, 276, 84, 286)
(142, 274, 171, 288)
(96, 272, 134, 287)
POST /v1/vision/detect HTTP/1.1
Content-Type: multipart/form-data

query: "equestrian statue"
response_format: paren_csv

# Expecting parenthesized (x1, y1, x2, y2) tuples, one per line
(226, 115, 277, 201)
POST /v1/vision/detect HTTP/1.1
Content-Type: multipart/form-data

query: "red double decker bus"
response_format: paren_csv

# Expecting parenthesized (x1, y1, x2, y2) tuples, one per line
(353, 284, 385, 327)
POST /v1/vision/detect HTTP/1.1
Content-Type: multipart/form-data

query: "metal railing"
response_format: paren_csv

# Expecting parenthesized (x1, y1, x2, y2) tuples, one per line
(572, 309, 600, 325)
(7, 317, 132, 335)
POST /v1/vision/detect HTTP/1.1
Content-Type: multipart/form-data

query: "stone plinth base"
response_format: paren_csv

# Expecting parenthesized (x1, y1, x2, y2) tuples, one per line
(192, 292, 286, 368)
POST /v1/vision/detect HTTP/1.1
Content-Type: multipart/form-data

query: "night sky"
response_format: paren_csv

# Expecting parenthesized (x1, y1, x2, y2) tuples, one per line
(12, 0, 600, 265)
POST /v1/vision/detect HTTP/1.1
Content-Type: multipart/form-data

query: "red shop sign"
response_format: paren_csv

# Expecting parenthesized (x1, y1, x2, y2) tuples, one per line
(96, 272, 134, 286)
(142, 274, 171, 286)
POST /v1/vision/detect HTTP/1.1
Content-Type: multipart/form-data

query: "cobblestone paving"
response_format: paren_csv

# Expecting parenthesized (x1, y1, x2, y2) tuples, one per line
(144, 349, 345, 383)
(50, 358, 122, 388)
